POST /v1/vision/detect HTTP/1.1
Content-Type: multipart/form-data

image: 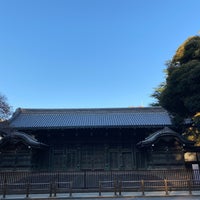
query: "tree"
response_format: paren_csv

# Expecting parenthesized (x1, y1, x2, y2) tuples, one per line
(0, 93, 12, 121)
(150, 63, 169, 107)
(183, 112, 200, 146)
(150, 82, 165, 106)
(152, 36, 200, 120)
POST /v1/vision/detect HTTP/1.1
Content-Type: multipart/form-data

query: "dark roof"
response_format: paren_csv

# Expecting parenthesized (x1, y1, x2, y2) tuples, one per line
(137, 127, 195, 148)
(9, 107, 172, 129)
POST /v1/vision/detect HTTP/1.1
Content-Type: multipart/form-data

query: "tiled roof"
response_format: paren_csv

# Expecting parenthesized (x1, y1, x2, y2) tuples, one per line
(9, 107, 172, 129)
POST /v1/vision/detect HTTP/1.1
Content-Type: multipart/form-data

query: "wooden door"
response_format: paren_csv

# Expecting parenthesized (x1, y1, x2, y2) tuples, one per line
(122, 152, 132, 170)
(81, 146, 93, 170)
(109, 152, 119, 170)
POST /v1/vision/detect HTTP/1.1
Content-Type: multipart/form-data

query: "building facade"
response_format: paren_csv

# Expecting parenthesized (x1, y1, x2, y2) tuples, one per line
(0, 107, 199, 171)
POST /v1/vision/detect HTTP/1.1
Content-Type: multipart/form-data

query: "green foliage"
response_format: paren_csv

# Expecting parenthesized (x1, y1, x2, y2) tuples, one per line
(161, 60, 200, 117)
(150, 82, 165, 106)
(184, 113, 200, 146)
(151, 35, 200, 143)
(172, 36, 200, 65)
(152, 36, 200, 120)
(150, 67, 168, 107)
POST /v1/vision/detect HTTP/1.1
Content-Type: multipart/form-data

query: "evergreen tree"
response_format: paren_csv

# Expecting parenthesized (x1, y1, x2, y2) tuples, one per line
(152, 36, 200, 119)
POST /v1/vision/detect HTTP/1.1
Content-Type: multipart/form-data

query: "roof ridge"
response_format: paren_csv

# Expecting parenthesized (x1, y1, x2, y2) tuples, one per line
(17, 106, 165, 113)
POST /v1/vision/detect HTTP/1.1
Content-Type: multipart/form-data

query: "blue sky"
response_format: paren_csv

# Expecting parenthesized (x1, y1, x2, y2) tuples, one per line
(0, 0, 199, 110)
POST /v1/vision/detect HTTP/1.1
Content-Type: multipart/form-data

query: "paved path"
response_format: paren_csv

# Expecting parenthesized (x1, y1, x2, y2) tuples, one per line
(79, 198, 200, 200)
(1, 191, 200, 200)
(2, 196, 200, 200)
(80, 198, 200, 200)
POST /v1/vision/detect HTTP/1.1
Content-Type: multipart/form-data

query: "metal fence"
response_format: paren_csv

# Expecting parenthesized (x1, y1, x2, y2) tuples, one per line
(0, 169, 200, 196)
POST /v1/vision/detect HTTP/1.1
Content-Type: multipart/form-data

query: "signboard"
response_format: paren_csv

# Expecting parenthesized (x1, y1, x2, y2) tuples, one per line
(184, 152, 197, 162)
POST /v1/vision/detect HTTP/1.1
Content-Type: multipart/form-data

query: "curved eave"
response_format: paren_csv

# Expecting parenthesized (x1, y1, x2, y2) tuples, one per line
(137, 127, 195, 148)
(0, 131, 48, 149)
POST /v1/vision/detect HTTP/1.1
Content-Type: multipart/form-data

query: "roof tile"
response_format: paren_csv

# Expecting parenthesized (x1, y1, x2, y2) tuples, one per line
(9, 107, 172, 129)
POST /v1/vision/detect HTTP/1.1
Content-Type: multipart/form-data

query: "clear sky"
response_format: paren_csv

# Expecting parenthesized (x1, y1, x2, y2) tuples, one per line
(0, 0, 199, 110)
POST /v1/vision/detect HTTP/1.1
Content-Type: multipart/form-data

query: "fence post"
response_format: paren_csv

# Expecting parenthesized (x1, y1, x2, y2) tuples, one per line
(118, 181, 122, 196)
(53, 182, 57, 197)
(164, 179, 168, 195)
(84, 170, 86, 189)
(26, 183, 30, 198)
(49, 182, 53, 197)
(187, 179, 192, 195)
(114, 180, 117, 196)
(99, 181, 101, 196)
(3, 177, 7, 198)
(141, 180, 145, 196)
(69, 181, 73, 197)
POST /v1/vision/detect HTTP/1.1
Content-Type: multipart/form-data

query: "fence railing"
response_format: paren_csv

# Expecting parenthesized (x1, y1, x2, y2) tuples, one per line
(117, 179, 200, 196)
(0, 169, 200, 197)
(0, 181, 73, 198)
(99, 180, 117, 196)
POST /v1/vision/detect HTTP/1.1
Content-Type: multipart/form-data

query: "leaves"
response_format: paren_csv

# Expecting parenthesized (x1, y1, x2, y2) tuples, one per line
(152, 36, 200, 119)
(184, 112, 200, 146)
(172, 36, 200, 65)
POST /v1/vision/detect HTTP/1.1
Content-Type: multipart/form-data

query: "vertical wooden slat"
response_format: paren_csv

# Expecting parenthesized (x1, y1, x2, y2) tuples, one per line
(98, 181, 101, 196)
(49, 182, 53, 197)
(69, 181, 73, 197)
(118, 181, 122, 196)
(188, 179, 192, 195)
(141, 179, 144, 196)
(114, 180, 117, 196)
(26, 183, 30, 198)
(164, 179, 168, 195)
(3, 177, 7, 198)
